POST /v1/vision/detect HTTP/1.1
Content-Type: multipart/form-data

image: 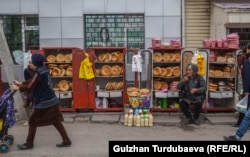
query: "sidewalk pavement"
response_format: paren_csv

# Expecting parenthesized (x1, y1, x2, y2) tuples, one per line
(1, 111, 246, 157)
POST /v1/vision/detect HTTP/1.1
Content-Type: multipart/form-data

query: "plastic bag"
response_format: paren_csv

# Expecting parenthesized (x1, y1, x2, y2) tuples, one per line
(79, 53, 95, 80)
(235, 96, 248, 113)
(23, 50, 32, 70)
(13, 50, 24, 65)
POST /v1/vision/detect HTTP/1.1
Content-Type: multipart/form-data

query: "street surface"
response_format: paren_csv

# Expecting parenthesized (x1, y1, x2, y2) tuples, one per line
(1, 112, 250, 157)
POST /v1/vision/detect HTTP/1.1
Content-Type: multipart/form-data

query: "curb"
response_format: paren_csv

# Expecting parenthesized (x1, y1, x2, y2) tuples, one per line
(59, 112, 237, 126)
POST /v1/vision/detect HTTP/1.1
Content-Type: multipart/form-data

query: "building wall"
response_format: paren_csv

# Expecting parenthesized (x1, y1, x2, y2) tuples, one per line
(210, 5, 228, 38)
(0, 0, 182, 49)
(210, 4, 250, 39)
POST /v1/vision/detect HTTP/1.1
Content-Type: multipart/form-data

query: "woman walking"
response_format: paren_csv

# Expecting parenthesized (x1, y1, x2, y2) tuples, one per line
(10, 53, 71, 150)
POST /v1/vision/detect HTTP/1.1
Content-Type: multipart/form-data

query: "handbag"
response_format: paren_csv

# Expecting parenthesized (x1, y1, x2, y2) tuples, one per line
(235, 95, 248, 113)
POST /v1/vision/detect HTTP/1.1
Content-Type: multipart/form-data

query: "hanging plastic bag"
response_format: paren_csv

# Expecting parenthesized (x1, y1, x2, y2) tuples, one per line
(235, 96, 248, 113)
(23, 50, 32, 70)
(131, 54, 142, 72)
(13, 50, 24, 65)
(79, 52, 95, 80)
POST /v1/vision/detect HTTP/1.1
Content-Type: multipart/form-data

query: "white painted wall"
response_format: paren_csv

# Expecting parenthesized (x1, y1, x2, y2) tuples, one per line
(0, 0, 182, 49)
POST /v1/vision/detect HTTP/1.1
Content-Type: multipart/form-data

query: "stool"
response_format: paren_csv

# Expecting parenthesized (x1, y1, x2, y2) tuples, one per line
(179, 99, 207, 124)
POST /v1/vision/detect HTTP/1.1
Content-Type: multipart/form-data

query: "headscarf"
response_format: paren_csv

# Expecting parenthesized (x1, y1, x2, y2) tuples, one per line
(187, 63, 198, 75)
(32, 53, 44, 66)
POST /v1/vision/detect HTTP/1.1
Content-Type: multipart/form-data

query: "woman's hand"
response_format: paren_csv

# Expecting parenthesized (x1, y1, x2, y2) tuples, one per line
(13, 80, 22, 85)
(10, 84, 19, 91)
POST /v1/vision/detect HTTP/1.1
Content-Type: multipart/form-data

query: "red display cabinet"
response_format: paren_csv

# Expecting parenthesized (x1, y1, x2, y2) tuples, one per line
(41, 47, 78, 112)
(91, 47, 126, 112)
(72, 49, 95, 111)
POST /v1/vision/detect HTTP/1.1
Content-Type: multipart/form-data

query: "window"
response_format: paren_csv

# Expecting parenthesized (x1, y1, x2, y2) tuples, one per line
(227, 28, 250, 49)
(84, 14, 144, 49)
(0, 15, 39, 53)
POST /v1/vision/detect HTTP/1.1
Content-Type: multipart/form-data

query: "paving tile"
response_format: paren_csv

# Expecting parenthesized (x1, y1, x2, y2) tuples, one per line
(91, 114, 121, 123)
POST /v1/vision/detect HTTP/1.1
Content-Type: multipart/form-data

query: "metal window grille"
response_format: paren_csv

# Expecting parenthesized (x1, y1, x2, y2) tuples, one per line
(0, 15, 39, 53)
(228, 28, 250, 49)
(84, 14, 145, 49)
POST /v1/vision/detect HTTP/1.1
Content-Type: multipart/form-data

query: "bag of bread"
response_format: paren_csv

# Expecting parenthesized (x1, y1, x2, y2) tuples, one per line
(79, 52, 95, 80)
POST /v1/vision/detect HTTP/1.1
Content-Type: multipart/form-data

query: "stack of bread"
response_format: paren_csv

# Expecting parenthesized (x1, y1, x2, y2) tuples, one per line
(97, 51, 123, 62)
(47, 64, 73, 76)
(105, 81, 123, 91)
(209, 65, 235, 77)
(153, 80, 168, 90)
(153, 66, 181, 77)
(153, 52, 181, 62)
(95, 65, 123, 76)
(208, 81, 235, 92)
(47, 53, 72, 62)
(208, 82, 218, 91)
(53, 80, 73, 92)
(127, 87, 150, 97)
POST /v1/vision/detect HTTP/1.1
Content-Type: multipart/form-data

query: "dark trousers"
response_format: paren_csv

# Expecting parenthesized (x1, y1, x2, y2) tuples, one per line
(180, 100, 202, 120)
(26, 122, 70, 146)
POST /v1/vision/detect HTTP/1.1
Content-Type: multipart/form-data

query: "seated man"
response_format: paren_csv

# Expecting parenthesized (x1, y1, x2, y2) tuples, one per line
(177, 63, 207, 125)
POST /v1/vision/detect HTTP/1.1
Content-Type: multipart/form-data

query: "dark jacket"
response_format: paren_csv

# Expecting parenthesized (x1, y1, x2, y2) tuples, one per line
(24, 66, 35, 80)
(177, 74, 207, 104)
(19, 66, 59, 109)
(242, 58, 250, 94)
(23, 66, 35, 101)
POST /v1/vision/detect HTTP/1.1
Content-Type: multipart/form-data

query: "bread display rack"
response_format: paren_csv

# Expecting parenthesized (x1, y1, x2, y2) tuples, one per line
(207, 48, 239, 112)
(42, 47, 76, 112)
(92, 47, 126, 111)
(150, 47, 183, 112)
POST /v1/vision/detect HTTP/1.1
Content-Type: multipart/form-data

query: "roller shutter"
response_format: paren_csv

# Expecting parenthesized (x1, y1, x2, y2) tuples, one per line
(185, 0, 211, 49)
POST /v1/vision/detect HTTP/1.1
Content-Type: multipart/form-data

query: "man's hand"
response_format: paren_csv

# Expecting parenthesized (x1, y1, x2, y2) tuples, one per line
(190, 88, 198, 94)
(182, 76, 188, 82)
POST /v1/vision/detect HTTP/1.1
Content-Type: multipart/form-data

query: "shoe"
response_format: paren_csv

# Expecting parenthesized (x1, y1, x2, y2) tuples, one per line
(193, 119, 200, 126)
(56, 141, 71, 147)
(17, 143, 34, 150)
(223, 135, 238, 141)
(183, 118, 192, 125)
